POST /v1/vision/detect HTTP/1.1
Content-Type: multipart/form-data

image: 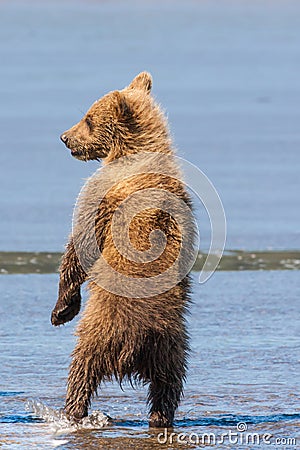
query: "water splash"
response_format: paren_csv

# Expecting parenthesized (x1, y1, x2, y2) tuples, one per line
(26, 399, 111, 434)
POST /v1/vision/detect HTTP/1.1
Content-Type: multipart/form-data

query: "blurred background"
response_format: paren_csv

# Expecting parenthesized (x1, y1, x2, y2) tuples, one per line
(1, 2, 300, 448)
(1, 0, 299, 253)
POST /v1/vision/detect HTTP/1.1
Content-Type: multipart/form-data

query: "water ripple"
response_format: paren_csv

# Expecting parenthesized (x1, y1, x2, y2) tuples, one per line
(0, 415, 43, 424)
(175, 413, 300, 427)
(0, 391, 25, 397)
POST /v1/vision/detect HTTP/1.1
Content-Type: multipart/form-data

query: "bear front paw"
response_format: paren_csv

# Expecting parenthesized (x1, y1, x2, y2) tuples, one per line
(51, 291, 81, 326)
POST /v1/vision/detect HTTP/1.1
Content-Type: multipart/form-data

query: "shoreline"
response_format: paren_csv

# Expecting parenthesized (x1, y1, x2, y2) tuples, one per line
(1, 250, 299, 274)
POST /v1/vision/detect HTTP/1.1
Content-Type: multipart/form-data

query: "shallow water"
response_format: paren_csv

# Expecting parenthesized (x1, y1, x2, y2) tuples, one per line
(1, 271, 299, 448)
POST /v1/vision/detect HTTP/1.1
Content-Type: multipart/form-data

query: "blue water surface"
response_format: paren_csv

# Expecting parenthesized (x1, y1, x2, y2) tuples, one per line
(0, 271, 299, 448)
(0, 0, 299, 252)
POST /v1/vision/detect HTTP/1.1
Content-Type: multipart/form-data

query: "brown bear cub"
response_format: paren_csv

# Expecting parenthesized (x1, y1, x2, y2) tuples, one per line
(51, 72, 195, 428)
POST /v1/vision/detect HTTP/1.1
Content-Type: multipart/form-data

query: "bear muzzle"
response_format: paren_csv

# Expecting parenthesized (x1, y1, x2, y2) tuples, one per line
(60, 133, 85, 159)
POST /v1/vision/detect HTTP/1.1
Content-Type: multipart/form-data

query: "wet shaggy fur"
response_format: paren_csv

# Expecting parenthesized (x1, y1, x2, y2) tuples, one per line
(51, 72, 195, 428)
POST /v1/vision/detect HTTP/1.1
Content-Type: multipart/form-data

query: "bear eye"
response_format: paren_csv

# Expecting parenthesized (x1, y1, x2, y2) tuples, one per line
(85, 116, 94, 131)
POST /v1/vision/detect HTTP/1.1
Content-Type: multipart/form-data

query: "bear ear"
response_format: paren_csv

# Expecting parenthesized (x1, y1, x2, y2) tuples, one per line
(127, 71, 152, 94)
(112, 91, 132, 118)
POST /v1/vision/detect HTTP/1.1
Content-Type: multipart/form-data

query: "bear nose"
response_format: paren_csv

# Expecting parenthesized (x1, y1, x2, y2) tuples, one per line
(60, 133, 69, 145)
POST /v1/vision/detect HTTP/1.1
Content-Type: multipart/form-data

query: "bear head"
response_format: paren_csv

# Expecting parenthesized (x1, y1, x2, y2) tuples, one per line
(59, 72, 168, 163)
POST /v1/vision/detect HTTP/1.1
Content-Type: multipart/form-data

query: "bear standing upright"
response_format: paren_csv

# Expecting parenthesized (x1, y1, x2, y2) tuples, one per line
(51, 72, 196, 428)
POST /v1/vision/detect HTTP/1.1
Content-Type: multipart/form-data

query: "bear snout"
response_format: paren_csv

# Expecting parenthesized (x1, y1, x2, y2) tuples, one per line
(60, 133, 69, 146)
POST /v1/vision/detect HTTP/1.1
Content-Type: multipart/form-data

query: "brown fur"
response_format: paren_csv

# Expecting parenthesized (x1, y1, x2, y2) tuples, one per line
(51, 72, 195, 428)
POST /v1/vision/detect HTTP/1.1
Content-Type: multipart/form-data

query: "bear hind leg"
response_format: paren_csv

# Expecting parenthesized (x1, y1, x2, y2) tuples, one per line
(65, 341, 105, 422)
(147, 337, 188, 428)
(148, 378, 183, 428)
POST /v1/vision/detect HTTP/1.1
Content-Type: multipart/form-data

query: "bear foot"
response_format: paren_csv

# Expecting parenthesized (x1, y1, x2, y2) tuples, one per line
(149, 412, 173, 428)
(65, 404, 88, 423)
